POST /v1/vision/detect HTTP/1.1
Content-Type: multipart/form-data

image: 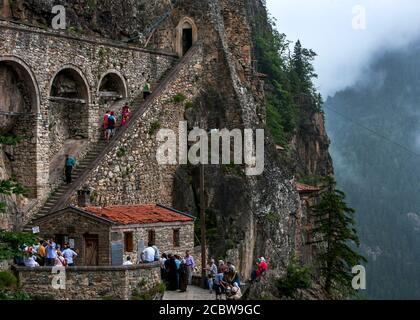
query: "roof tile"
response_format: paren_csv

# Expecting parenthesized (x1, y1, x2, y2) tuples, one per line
(83, 204, 193, 225)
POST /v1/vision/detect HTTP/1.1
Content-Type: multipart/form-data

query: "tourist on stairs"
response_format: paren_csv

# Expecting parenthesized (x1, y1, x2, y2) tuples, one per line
(106, 112, 117, 142)
(143, 78, 151, 100)
(65, 155, 76, 184)
(121, 103, 131, 126)
(103, 110, 110, 140)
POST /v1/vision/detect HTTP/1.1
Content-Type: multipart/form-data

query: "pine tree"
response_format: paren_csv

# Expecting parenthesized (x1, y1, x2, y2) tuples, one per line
(311, 178, 366, 297)
(289, 40, 318, 95)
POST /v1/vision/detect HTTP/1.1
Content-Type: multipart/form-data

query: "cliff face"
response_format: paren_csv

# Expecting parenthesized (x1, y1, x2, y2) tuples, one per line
(291, 95, 334, 178)
(0, 0, 334, 298)
(4, 0, 172, 40)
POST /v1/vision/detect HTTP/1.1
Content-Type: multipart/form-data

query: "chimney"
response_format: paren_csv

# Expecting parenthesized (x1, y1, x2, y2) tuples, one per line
(77, 187, 91, 208)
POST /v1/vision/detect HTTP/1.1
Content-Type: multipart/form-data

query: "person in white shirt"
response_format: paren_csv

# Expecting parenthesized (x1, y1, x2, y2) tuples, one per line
(62, 243, 78, 267)
(123, 256, 133, 266)
(142, 243, 156, 263)
(24, 256, 39, 268)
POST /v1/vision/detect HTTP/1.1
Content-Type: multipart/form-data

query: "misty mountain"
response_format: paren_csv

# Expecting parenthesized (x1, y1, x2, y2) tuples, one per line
(325, 41, 420, 299)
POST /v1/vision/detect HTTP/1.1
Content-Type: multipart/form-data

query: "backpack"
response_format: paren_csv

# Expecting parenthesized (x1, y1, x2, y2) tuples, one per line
(108, 116, 116, 126)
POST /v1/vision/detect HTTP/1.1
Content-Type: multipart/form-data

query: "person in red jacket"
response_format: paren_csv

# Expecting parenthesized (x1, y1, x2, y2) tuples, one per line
(251, 257, 268, 282)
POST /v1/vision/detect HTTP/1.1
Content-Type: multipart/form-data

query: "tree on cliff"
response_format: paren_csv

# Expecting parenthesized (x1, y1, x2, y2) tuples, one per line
(310, 178, 366, 297)
(289, 40, 318, 95)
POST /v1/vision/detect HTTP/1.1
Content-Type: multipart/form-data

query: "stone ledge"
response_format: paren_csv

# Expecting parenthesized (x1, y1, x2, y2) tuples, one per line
(0, 19, 178, 58)
(12, 262, 160, 272)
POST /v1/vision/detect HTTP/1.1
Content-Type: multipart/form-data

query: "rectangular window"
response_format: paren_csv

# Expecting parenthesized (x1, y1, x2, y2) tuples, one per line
(124, 232, 134, 252)
(148, 230, 156, 245)
(173, 229, 180, 248)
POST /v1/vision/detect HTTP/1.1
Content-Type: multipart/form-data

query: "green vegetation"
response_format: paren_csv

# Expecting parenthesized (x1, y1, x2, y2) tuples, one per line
(172, 93, 187, 104)
(0, 271, 18, 290)
(311, 178, 366, 298)
(0, 271, 31, 301)
(265, 212, 280, 224)
(184, 100, 194, 109)
(223, 163, 244, 177)
(276, 258, 312, 299)
(131, 282, 166, 300)
(116, 147, 127, 158)
(148, 121, 161, 136)
(0, 178, 27, 213)
(0, 134, 22, 146)
(67, 26, 84, 35)
(252, 9, 322, 146)
(0, 230, 38, 260)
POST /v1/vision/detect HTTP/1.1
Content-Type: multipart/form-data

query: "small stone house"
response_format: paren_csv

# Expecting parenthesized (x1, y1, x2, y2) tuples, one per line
(33, 204, 195, 266)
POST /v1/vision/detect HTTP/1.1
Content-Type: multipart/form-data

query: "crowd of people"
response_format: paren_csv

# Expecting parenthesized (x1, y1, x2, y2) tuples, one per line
(16, 238, 78, 268)
(158, 250, 196, 293)
(103, 103, 131, 142)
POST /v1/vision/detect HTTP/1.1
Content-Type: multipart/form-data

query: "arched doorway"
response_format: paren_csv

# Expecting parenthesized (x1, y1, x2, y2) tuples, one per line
(0, 56, 40, 197)
(175, 17, 198, 57)
(48, 66, 90, 184)
(98, 71, 128, 100)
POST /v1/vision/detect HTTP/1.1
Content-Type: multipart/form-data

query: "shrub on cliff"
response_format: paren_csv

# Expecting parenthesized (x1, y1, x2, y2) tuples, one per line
(276, 259, 312, 299)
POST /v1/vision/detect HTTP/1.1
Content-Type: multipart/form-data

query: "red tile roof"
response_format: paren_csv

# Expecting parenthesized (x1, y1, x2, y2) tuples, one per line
(83, 204, 193, 225)
(296, 183, 320, 193)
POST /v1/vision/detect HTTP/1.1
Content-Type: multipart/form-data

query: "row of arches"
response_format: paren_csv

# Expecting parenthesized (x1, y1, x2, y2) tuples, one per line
(0, 57, 128, 197)
(0, 16, 199, 198)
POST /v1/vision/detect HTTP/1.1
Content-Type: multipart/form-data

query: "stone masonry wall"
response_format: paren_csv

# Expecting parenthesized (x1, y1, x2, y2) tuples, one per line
(0, 21, 177, 229)
(77, 44, 205, 208)
(112, 222, 195, 264)
(35, 209, 111, 266)
(14, 263, 161, 300)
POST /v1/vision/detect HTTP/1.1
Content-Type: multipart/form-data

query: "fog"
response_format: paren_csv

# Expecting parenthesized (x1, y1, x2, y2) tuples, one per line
(267, 0, 420, 97)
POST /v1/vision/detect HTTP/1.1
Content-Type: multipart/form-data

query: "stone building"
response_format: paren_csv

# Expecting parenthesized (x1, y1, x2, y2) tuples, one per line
(33, 204, 195, 266)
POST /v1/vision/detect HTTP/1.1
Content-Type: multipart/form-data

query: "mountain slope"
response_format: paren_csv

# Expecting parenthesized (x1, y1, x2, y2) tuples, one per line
(325, 42, 420, 299)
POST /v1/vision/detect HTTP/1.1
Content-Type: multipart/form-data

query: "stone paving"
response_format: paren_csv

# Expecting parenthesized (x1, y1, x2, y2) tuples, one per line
(163, 285, 216, 301)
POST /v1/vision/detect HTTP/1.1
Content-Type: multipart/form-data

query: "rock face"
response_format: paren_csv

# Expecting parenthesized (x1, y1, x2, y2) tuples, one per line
(292, 95, 334, 178)
(4, 0, 173, 40)
(0, 0, 334, 298)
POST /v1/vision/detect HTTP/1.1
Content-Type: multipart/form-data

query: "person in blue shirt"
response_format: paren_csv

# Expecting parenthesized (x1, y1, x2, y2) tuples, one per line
(45, 238, 57, 266)
(65, 155, 76, 184)
(62, 243, 78, 267)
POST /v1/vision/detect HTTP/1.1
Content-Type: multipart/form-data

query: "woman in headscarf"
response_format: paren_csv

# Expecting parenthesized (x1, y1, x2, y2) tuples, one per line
(223, 265, 241, 287)
(167, 254, 178, 291)
(178, 258, 189, 292)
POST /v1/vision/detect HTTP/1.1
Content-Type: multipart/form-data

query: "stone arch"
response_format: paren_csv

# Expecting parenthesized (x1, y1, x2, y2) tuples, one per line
(49, 65, 91, 104)
(0, 56, 41, 197)
(98, 70, 128, 99)
(48, 66, 91, 185)
(175, 17, 198, 57)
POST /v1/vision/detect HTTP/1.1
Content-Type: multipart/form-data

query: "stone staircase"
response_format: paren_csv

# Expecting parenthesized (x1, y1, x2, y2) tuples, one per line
(24, 44, 199, 232)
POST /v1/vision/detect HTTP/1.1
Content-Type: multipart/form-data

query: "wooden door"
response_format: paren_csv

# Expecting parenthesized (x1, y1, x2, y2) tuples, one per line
(84, 236, 99, 266)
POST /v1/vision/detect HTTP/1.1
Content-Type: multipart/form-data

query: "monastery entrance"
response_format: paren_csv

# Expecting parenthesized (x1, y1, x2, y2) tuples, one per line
(175, 17, 198, 57)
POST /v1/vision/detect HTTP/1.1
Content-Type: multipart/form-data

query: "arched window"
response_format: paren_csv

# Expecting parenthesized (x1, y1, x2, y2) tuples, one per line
(98, 70, 128, 99)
